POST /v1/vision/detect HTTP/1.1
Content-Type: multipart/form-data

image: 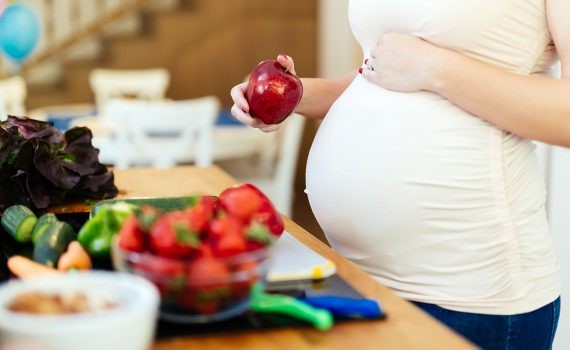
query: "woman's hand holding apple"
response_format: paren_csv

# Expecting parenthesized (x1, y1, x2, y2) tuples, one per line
(230, 54, 301, 132)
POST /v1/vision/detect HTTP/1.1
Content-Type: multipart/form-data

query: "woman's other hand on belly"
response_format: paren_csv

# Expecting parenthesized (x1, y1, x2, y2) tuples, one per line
(360, 32, 449, 93)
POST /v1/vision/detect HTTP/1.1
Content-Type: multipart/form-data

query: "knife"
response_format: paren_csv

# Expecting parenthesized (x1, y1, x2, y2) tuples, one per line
(265, 275, 384, 320)
(250, 283, 334, 331)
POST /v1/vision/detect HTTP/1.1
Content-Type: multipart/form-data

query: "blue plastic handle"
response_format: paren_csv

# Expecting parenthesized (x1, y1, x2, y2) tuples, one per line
(299, 296, 382, 319)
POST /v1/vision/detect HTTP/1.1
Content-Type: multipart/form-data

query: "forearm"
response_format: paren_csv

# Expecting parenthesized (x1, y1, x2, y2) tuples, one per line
(429, 52, 570, 147)
(296, 71, 357, 119)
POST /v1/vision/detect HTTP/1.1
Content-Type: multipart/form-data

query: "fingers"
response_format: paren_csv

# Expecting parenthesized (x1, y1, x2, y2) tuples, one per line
(229, 98, 281, 132)
(363, 57, 375, 71)
(229, 60, 286, 133)
(260, 124, 281, 133)
(230, 103, 264, 128)
(277, 53, 296, 75)
(360, 66, 375, 81)
(359, 56, 379, 83)
(230, 104, 250, 124)
(230, 82, 249, 113)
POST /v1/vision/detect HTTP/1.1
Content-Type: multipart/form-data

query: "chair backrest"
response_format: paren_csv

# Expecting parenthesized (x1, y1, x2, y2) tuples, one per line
(0, 76, 27, 119)
(271, 114, 306, 215)
(104, 96, 219, 169)
(90, 68, 170, 112)
(247, 114, 305, 216)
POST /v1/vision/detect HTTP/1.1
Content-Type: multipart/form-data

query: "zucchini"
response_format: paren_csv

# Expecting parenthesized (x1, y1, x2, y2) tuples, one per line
(31, 213, 59, 244)
(1, 205, 38, 243)
(33, 221, 75, 267)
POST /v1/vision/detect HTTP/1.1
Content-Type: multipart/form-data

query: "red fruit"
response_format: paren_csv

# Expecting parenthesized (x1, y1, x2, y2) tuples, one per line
(218, 185, 262, 223)
(136, 205, 162, 232)
(242, 184, 284, 236)
(230, 259, 260, 300)
(208, 216, 244, 239)
(117, 215, 146, 252)
(187, 246, 230, 287)
(186, 246, 231, 313)
(245, 60, 303, 125)
(245, 221, 274, 248)
(246, 240, 266, 252)
(132, 257, 185, 297)
(150, 211, 200, 258)
(186, 196, 217, 234)
(213, 232, 247, 257)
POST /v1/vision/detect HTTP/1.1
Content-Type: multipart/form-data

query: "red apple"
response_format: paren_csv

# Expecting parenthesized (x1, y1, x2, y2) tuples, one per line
(245, 60, 303, 125)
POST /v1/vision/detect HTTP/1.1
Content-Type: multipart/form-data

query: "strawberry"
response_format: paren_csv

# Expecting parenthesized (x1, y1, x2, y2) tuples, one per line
(242, 183, 284, 236)
(150, 211, 201, 258)
(132, 256, 185, 298)
(208, 216, 247, 257)
(218, 184, 262, 223)
(245, 220, 275, 248)
(117, 215, 146, 252)
(185, 246, 231, 314)
(136, 205, 162, 232)
(185, 196, 217, 234)
(230, 259, 260, 301)
(187, 246, 230, 287)
(208, 215, 244, 239)
(213, 231, 247, 257)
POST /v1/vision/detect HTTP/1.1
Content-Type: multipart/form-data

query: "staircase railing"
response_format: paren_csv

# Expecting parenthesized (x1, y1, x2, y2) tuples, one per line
(0, 0, 153, 75)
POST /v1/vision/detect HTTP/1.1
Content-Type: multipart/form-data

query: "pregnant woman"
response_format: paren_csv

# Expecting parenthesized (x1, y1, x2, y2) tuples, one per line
(231, 1, 568, 348)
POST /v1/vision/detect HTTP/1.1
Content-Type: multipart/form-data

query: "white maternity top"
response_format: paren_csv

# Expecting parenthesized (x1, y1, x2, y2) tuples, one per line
(306, 0, 561, 314)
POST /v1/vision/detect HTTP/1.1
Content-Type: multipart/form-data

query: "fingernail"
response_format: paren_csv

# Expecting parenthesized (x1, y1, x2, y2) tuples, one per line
(241, 105, 248, 113)
(279, 53, 287, 59)
(364, 58, 368, 64)
(358, 67, 363, 74)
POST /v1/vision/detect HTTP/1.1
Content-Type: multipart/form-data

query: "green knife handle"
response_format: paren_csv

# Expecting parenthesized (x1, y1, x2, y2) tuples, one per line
(251, 291, 334, 331)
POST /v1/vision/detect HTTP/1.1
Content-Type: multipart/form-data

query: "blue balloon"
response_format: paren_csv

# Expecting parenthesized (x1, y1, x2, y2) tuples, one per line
(0, 4, 41, 62)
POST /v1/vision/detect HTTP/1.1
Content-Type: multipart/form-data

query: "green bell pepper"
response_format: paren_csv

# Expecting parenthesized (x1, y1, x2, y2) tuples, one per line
(78, 202, 140, 258)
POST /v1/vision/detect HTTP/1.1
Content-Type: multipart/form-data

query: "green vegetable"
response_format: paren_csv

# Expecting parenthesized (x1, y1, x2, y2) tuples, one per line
(78, 202, 140, 258)
(1, 205, 38, 243)
(31, 213, 59, 244)
(91, 197, 196, 216)
(33, 221, 75, 267)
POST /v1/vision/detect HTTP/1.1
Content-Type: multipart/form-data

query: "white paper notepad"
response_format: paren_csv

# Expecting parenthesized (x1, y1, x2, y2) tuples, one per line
(266, 231, 336, 282)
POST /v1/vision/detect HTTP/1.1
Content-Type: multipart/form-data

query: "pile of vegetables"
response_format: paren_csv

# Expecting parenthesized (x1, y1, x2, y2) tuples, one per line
(1, 182, 286, 316)
(1, 205, 92, 278)
(0, 116, 118, 211)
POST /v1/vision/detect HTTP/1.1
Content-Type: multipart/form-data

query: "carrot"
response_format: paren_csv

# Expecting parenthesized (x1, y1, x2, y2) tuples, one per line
(7, 255, 61, 279)
(57, 241, 92, 271)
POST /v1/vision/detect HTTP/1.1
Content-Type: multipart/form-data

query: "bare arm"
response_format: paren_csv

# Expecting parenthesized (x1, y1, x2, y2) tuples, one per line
(231, 54, 357, 132)
(427, 0, 570, 147)
(362, 0, 570, 147)
(296, 71, 358, 120)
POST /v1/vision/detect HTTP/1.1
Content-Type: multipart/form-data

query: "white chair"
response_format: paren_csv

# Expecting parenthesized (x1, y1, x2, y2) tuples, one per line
(89, 68, 170, 112)
(89, 96, 220, 169)
(219, 114, 306, 217)
(0, 76, 26, 120)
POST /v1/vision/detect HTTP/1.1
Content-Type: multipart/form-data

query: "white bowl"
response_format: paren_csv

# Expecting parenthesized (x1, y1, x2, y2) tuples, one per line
(0, 271, 160, 350)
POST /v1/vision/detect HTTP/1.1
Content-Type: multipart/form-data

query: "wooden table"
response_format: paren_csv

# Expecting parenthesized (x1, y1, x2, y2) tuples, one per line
(109, 166, 475, 350)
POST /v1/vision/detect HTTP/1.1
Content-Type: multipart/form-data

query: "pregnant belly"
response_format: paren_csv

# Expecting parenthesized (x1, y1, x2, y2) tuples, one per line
(305, 77, 556, 307)
(306, 75, 523, 277)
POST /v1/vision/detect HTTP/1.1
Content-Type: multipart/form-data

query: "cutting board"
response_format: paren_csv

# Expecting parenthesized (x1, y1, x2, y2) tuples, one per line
(266, 231, 336, 283)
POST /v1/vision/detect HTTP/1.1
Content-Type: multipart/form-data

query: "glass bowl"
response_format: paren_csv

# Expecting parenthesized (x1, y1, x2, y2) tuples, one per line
(111, 240, 273, 323)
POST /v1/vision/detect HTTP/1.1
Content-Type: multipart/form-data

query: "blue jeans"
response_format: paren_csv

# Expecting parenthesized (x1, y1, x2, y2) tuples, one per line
(413, 297, 561, 350)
